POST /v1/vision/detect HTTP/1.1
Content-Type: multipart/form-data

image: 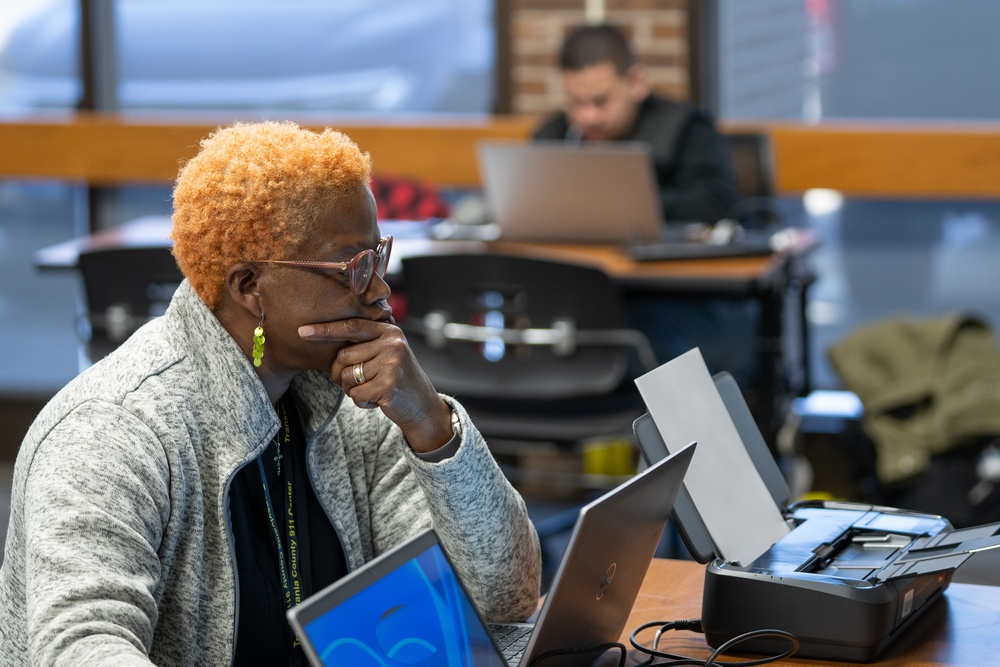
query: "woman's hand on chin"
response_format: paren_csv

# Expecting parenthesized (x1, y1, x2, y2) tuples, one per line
(299, 318, 453, 453)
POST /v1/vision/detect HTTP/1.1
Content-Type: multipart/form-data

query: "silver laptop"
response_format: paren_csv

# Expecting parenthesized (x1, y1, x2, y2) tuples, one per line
(287, 441, 696, 667)
(477, 141, 664, 244)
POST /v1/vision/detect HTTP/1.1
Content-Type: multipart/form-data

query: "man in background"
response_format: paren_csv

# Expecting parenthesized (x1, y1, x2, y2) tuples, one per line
(534, 23, 737, 224)
(534, 23, 759, 392)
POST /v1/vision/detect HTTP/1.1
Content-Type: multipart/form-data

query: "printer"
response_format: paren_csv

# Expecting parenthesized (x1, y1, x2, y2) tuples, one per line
(633, 350, 1000, 662)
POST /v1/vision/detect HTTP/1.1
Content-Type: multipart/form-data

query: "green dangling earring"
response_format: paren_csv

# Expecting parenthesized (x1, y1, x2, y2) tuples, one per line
(252, 311, 265, 368)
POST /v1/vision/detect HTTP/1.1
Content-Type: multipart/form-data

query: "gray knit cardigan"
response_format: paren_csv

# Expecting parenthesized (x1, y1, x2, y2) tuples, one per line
(0, 280, 541, 666)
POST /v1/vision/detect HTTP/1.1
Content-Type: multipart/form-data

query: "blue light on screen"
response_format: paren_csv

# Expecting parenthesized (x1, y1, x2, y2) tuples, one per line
(303, 544, 505, 666)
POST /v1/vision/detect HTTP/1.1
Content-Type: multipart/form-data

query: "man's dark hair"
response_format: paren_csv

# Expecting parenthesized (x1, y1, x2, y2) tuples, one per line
(559, 24, 635, 75)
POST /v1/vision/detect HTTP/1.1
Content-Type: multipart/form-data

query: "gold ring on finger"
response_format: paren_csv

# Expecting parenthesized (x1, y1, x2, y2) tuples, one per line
(353, 361, 367, 385)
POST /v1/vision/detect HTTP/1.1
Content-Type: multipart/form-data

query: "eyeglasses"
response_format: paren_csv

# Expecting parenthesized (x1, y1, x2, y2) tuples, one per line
(258, 235, 393, 296)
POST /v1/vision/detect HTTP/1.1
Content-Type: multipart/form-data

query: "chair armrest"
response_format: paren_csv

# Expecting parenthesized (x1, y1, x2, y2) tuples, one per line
(413, 311, 658, 371)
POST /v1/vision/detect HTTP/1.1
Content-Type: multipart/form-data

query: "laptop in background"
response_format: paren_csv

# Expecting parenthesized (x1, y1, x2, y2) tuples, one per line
(476, 141, 777, 260)
(288, 441, 697, 667)
(477, 141, 664, 244)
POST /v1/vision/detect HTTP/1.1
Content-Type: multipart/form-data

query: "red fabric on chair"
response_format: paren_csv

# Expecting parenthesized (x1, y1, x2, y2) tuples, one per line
(371, 175, 450, 221)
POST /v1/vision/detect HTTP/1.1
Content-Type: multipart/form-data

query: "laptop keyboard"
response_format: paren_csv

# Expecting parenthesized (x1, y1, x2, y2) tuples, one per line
(627, 237, 774, 261)
(488, 623, 533, 666)
(627, 224, 779, 262)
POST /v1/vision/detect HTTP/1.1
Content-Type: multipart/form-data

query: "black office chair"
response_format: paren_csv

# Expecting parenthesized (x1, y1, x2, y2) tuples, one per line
(401, 253, 657, 446)
(401, 253, 658, 576)
(724, 131, 780, 228)
(76, 246, 183, 362)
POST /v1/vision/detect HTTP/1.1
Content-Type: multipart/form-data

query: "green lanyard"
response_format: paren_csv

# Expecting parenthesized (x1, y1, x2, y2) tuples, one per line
(256, 401, 304, 615)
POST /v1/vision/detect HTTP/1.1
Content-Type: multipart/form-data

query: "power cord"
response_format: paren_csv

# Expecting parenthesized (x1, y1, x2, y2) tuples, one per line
(630, 618, 799, 666)
(631, 619, 704, 663)
(527, 641, 627, 667)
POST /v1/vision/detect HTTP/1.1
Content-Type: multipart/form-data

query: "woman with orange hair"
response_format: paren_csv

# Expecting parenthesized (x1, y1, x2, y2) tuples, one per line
(0, 121, 541, 666)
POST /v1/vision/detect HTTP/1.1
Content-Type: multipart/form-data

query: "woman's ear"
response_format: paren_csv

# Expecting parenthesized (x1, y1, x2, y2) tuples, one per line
(224, 263, 263, 317)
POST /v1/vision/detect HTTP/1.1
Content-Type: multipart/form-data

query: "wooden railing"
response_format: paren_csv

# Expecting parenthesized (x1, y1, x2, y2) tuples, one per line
(3, 113, 1000, 198)
(0, 113, 539, 188)
(751, 122, 1000, 199)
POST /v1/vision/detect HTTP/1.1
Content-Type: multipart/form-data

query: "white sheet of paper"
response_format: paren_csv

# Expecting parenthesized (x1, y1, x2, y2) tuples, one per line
(635, 348, 789, 565)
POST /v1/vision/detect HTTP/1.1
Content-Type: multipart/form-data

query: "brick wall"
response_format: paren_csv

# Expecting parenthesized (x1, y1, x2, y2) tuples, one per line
(509, 0, 692, 115)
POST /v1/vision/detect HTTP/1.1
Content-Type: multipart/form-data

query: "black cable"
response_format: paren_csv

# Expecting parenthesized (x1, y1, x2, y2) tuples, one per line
(526, 641, 626, 667)
(706, 629, 798, 666)
(631, 619, 703, 662)
(629, 619, 799, 667)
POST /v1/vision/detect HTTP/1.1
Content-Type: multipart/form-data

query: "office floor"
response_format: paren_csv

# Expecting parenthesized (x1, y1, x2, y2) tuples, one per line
(3, 187, 1000, 585)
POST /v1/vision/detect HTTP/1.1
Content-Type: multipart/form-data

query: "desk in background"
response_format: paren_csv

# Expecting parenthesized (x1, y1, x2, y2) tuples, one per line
(35, 216, 817, 440)
(628, 559, 999, 667)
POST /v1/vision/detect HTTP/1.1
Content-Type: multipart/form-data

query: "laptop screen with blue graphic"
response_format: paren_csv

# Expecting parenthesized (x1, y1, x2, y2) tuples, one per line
(287, 529, 506, 667)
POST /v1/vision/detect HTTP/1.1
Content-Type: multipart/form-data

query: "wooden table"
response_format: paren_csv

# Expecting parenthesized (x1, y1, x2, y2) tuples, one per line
(483, 238, 814, 295)
(33, 216, 815, 291)
(624, 559, 1000, 666)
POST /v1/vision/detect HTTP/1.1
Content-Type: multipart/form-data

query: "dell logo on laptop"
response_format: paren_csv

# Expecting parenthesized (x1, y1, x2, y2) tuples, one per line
(597, 563, 617, 600)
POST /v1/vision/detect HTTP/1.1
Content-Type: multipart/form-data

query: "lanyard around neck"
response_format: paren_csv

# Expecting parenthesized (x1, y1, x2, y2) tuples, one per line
(256, 400, 303, 613)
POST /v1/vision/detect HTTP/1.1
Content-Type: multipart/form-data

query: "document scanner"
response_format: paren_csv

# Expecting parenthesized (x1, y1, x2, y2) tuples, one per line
(634, 368, 1000, 662)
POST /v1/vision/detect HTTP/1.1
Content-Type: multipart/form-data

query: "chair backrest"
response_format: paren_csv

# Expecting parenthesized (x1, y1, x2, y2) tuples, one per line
(401, 253, 653, 401)
(77, 246, 184, 361)
(724, 132, 778, 226)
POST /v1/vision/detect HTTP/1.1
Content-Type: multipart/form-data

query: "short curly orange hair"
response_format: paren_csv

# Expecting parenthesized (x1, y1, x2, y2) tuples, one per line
(171, 121, 372, 310)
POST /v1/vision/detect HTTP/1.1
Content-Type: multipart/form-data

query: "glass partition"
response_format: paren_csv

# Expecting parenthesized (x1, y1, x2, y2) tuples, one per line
(0, 0, 496, 115)
(716, 0, 1000, 122)
(714, 0, 1000, 389)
